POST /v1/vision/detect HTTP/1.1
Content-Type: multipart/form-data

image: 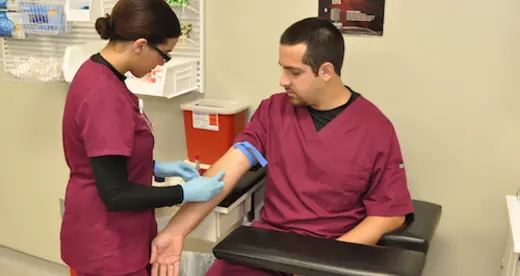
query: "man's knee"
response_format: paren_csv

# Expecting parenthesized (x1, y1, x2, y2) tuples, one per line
(205, 259, 226, 275)
(76, 268, 148, 276)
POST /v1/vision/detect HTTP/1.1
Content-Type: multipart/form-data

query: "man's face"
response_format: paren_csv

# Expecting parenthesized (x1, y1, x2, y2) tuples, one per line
(279, 44, 324, 106)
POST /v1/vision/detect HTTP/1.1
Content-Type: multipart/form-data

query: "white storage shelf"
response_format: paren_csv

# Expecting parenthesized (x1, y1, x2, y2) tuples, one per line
(62, 41, 199, 99)
(1, 0, 205, 98)
(62, 40, 106, 82)
(125, 58, 199, 99)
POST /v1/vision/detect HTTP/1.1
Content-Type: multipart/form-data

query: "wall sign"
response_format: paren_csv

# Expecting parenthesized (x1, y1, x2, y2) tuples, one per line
(318, 0, 386, 36)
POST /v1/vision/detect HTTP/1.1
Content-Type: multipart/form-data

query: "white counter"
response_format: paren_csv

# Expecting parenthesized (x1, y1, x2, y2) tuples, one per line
(153, 176, 265, 243)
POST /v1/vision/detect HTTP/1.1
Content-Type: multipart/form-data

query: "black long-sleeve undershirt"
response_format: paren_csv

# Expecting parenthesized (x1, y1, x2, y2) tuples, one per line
(90, 155, 184, 212)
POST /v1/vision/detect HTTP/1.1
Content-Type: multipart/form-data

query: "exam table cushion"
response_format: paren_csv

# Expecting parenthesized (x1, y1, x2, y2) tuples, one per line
(378, 200, 442, 253)
(213, 226, 426, 276)
(218, 166, 266, 208)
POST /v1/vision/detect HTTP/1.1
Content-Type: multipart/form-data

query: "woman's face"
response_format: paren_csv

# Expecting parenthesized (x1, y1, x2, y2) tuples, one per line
(129, 37, 178, 78)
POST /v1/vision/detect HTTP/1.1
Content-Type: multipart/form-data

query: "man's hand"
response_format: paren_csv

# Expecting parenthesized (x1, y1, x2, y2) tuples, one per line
(149, 148, 253, 275)
(336, 216, 405, 245)
(150, 231, 185, 276)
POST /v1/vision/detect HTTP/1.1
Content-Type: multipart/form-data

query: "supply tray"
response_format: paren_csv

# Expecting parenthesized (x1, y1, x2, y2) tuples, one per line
(1, 0, 72, 37)
(124, 58, 199, 98)
(64, 0, 105, 22)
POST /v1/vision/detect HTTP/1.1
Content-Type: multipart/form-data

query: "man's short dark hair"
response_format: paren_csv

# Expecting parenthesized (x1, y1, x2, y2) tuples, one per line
(280, 17, 345, 76)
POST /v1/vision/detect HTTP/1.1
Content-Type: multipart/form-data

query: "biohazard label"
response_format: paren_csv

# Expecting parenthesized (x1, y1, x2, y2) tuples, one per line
(193, 111, 219, 131)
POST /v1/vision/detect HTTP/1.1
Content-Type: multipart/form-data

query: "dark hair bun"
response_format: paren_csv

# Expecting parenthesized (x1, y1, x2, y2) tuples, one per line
(96, 0, 181, 44)
(95, 14, 112, 40)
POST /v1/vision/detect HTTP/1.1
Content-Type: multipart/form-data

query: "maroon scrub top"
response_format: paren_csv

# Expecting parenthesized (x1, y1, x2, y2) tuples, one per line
(60, 60, 157, 275)
(235, 93, 414, 239)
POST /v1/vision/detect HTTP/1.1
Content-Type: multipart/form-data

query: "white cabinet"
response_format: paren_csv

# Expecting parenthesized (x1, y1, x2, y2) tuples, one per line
(64, 0, 105, 22)
(153, 170, 266, 243)
(125, 58, 199, 99)
(501, 195, 520, 276)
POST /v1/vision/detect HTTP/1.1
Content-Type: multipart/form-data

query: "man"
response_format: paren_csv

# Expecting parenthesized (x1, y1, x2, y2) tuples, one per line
(149, 17, 414, 276)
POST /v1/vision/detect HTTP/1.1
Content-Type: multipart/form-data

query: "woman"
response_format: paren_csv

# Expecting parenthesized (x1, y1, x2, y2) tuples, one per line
(60, 1, 225, 275)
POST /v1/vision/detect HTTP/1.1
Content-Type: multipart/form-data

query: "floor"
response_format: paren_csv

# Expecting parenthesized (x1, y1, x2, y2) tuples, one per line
(0, 246, 69, 276)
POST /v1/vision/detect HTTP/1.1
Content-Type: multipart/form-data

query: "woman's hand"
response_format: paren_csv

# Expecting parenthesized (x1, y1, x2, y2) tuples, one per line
(154, 161, 200, 181)
(181, 171, 225, 202)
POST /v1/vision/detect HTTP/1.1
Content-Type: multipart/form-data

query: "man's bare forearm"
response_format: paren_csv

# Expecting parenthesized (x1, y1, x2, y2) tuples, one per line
(336, 216, 405, 245)
(162, 148, 252, 237)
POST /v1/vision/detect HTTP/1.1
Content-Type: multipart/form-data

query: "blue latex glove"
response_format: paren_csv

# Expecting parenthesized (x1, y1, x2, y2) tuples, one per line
(181, 171, 225, 202)
(153, 160, 200, 181)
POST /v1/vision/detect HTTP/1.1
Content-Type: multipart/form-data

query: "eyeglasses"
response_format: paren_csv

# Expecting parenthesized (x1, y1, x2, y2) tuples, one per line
(148, 43, 171, 63)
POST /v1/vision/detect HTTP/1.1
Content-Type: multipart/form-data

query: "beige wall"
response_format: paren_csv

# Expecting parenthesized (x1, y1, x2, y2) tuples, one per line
(1, 0, 519, 275)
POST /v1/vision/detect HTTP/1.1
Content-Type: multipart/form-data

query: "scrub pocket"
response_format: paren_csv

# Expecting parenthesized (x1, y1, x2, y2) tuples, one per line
(317, 159, 370, 213)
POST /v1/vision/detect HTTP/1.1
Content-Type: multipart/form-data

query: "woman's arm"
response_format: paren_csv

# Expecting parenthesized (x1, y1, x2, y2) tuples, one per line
(90, 155, 184, 211)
